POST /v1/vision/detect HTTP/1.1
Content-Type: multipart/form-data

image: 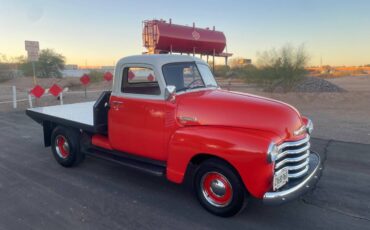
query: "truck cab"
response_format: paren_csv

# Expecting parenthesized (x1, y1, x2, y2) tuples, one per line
(102, 55, 218, 159)
(26, 54, 322, 217)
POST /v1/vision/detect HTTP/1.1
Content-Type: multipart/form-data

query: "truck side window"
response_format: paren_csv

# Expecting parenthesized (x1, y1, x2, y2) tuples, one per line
(121, 67, 161, 95)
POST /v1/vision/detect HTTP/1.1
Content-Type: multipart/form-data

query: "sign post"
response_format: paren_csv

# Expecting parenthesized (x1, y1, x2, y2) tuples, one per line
(80, 74, 90, 98)
(25, 41, 40, 85)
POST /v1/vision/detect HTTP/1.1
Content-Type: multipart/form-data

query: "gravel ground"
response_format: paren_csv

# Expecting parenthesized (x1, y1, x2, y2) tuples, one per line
(293, 76, 345, 92)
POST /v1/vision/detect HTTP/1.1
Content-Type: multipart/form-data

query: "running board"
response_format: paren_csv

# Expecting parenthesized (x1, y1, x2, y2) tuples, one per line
(83, 147, 166, 177)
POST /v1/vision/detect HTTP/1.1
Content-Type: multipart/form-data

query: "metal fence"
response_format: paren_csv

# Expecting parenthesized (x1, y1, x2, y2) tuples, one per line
(0, 85, 104, 111)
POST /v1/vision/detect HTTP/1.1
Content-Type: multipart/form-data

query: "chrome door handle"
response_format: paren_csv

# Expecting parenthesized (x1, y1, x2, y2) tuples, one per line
(111, 101, 123, 105)
(111, 101, 123, 110)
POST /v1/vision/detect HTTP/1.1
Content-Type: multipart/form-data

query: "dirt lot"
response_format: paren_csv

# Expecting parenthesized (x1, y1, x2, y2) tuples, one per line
(0, 75, 369, 144)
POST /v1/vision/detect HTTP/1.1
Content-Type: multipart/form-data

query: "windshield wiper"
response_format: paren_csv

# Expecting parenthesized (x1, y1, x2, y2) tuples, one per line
(176, 85, 210, 93)
(176, 87, 189, 92)
(188, 85, 206, 90)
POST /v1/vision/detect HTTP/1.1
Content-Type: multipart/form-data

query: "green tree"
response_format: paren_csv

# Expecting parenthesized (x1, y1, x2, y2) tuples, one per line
(19, 49, 65, 78)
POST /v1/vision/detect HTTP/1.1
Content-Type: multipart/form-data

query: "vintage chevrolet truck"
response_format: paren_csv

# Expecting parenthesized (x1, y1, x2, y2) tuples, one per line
(26, 55, 322, 217)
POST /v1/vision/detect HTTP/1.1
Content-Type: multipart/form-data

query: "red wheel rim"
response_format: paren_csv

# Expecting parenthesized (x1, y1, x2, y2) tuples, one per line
(201, 172, 233, 207)
(55, 135, 70, 159)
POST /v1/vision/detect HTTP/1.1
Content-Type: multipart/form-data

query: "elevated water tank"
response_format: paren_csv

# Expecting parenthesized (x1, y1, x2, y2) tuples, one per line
(143, 19, 227, 55)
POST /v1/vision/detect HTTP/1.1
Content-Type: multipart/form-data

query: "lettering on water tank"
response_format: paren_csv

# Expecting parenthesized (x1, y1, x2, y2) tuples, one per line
(192, 30, 200, 40)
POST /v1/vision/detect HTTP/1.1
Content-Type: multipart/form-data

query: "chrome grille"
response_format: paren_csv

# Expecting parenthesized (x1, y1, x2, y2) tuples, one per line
(275, 135, 310, 179)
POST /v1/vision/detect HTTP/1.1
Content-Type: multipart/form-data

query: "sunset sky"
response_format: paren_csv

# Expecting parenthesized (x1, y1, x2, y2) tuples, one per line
(0, 0, 369, 66)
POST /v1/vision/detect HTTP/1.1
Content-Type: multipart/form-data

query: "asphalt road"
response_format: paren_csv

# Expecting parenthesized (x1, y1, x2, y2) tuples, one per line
(0, 111, 369, 230)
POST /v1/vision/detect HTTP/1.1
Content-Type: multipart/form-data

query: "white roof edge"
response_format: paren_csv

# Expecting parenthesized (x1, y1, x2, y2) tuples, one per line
(115, 54, 207, 67)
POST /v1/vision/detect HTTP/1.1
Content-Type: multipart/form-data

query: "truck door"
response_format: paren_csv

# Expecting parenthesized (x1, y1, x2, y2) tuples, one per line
(108, 66, 166, 161)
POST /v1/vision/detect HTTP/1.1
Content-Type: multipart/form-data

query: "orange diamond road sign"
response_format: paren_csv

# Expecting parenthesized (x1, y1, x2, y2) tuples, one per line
(147, 73, 154, 81)
(49, 84, 63, 97)
(80, 74, 90, 85)
(30, 85, 45, 98)
(104, 72, 113, 81)
(128, 70, 135, 80)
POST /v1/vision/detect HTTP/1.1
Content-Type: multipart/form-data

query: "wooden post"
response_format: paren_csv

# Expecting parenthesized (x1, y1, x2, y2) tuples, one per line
(226, 57, 231, 90)
(212, 49, 215, 73)
(32, 62, 37, 85)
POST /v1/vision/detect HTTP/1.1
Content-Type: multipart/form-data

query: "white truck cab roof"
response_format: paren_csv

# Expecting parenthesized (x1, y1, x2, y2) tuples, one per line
(116, 54, 207, 68)
(112, 54, 212, 100)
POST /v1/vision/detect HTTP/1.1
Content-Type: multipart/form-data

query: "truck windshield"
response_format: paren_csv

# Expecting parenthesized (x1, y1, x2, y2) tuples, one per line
(162, 62, 217, 92)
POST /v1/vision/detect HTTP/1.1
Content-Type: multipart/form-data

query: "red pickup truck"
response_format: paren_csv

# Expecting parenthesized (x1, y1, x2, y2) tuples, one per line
(27, 55, 322, 217)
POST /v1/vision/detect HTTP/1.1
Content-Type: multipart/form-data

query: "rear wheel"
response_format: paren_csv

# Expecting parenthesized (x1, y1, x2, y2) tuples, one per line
(194, 158, 248, 217)
(51, 126, 85, 167)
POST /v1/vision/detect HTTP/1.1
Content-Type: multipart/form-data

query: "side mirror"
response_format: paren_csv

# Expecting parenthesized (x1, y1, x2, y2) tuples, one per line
(165, 85, 176, 102)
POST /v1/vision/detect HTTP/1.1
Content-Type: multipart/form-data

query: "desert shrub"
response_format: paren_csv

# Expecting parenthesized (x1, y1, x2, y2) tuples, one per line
(213, 65, 230, 78)
(229, 65, 259, 82)
(88, 70, 104, 83)
(253, 44, 309, 92)
(0, 63, 13, 82)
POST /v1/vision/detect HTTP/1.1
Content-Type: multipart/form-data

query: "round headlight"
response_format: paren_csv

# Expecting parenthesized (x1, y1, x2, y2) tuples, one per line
(306, 119, 314, 135)
(267, 142, 279, 163)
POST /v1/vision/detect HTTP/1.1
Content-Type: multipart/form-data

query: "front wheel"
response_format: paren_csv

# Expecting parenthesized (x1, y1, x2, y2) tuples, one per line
(194, 158, 248, 217)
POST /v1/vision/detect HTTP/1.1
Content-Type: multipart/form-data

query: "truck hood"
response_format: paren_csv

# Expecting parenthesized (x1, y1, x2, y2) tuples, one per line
(176, 89, 304, 140)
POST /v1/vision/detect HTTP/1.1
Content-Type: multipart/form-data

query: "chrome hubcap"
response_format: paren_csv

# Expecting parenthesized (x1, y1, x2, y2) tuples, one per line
(201, 172, 233, 207)
(55, 135, 70, 159)
(210, 179, 226, 197)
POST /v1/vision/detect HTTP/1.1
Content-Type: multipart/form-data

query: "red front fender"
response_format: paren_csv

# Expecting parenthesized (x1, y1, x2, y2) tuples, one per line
(166, 126, 279, 198)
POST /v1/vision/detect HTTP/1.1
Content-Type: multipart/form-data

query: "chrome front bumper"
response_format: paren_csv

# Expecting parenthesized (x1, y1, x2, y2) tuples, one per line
(263, 151, 322, 205)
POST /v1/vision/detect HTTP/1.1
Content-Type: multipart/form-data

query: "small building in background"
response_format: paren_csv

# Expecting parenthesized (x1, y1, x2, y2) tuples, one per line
(229, 58, 252, 68)
(237, 59, 252, 65)
(101, 66, 115, 73)
(64, 64, 78, 70)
